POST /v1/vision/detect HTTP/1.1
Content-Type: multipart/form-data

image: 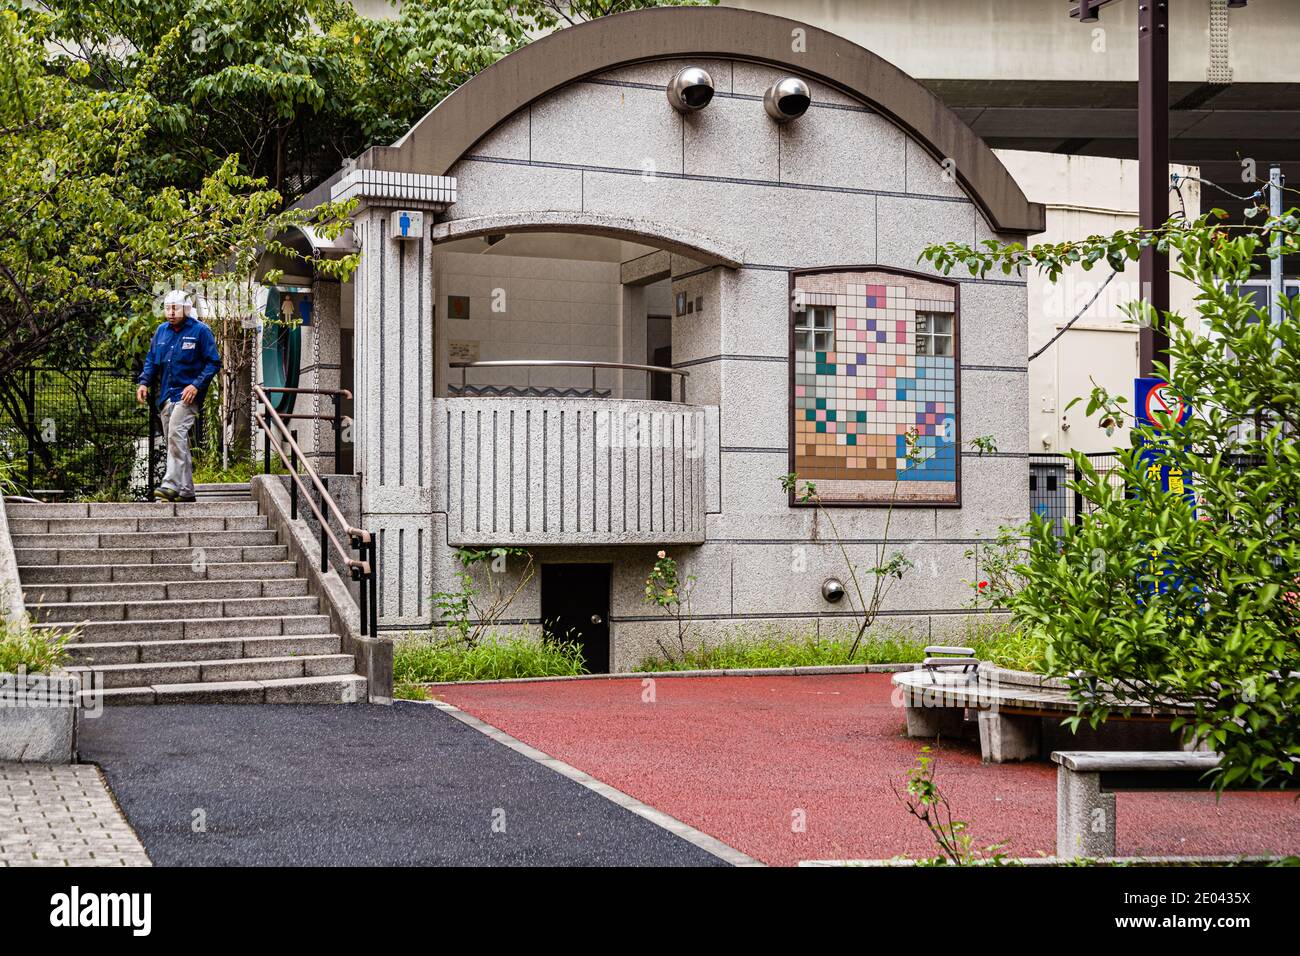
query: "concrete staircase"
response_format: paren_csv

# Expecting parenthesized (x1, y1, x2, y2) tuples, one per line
(6, 499, 367, 705)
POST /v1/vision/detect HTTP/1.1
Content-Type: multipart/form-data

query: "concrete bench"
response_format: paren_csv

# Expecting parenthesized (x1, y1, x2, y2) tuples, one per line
(1054, 751, 1226, 858)
(892, 666, 1190, 763)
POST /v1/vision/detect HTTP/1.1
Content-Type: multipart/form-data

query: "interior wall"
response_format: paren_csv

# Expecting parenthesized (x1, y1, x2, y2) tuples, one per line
(435, 250, 624, 395)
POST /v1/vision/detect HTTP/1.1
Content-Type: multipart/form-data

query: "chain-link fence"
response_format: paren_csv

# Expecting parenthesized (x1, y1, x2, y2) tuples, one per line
(0, 367, 199, 500)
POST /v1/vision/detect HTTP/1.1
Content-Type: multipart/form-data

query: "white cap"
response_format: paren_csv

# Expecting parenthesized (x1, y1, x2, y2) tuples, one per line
(163, 289, 192, 308)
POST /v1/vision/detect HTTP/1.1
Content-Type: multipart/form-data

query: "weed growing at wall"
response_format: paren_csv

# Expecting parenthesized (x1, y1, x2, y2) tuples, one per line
(431, 547, 535, 647)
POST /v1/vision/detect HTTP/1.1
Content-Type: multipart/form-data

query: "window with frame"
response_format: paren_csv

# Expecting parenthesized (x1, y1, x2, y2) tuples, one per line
(915, 312, 954, 356)
(795, 305, 835, 351)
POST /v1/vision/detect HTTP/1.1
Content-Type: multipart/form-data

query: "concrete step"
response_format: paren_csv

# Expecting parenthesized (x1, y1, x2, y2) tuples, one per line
(5, 501, 259, 519)
(23, 577, 309, 605)
(81, 673, 367, 706)
(16, 560, 299, 584)
(30, 594, 322, 623)
(15, 544, 289, 566)
(68, 653, 356, 689)
(65, 633, 343, 666)
(10, 529, 279, 549)
(35, 614, 331, 644)
(7, 515, 268, 535)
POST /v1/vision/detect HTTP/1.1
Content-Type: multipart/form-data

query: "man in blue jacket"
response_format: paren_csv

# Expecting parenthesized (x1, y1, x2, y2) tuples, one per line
(135, 290, 222, 502)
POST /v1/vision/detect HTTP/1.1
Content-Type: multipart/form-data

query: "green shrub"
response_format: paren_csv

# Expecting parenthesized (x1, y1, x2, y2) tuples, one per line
(393, 631, 586, 685)
(925, 209, 1300, 790)
(0, 615, 71, 674)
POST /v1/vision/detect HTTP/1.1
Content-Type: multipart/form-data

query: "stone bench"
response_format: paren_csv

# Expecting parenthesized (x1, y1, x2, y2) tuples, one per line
(892, 665, 1190, 763)
(1054, 751, 1225, 858)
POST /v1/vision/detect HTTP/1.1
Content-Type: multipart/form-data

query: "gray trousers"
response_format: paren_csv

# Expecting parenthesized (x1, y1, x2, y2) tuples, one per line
(160, 400, 198, 497)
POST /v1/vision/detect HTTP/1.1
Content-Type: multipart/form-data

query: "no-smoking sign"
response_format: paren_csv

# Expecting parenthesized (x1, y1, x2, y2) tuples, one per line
(1140, 380, 1188, 428)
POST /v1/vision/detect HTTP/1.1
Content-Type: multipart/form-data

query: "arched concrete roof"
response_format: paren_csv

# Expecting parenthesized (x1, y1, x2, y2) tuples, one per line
(429, 212, 743, 268)
(359, 7, 1045, 235)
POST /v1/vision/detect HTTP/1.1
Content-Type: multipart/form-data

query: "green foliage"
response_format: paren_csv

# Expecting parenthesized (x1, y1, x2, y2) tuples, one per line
(0, 615, 71, 674)
(924, 208, 1300, 791)
(633, 622, 1035, 672)
(431, 546, 534, 646)
(643, 549, 695, 664)
(0, 4, 357, 379)
(393, 630, 587, 685)
(0, 456, 19, 497)
(895, 746, 1010, 866)
(635, 627, 929, 671)
(964, 525, 1028, 610)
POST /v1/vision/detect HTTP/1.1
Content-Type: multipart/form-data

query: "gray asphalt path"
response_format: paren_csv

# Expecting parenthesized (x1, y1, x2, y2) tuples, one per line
(78, 702, 726, 867)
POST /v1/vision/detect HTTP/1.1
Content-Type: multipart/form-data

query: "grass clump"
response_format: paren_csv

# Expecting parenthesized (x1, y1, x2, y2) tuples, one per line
(968, 624, 1047, 673)
(0, 615, 71, 674)
(393, 631, 587, 688)
(634, 626, 928, 672)
(634, 622, 1047, 673)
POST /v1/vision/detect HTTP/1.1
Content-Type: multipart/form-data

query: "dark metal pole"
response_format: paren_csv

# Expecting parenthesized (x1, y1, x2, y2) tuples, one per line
(318, 478, 328, 573)
(1073, 457, 1085, 528)
(146, 384, 156, 500)
(289, 430, 298, 520)
(332, 394, 342, 472)
(263, 425, 271, 475)
(25, 369, 35, 492)
(368, 538, 379, 639)
(1137, 0, 1170, 375)
(357, 555, 369, 637)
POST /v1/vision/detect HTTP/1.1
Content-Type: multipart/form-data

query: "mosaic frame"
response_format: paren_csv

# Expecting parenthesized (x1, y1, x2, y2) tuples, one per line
(787, 266, 962, 508)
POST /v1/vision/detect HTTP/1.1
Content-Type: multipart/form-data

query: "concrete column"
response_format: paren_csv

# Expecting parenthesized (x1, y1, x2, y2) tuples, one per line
(904, 705, 965, 739)
(620, 283, 648, 400)
(352, 206, 437, 629)
(1056, 767, 1117, 859)
(300, 280, 342, 474)
(978, 710, 1041, 763)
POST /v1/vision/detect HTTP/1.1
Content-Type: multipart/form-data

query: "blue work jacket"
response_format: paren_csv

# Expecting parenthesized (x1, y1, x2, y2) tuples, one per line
(137, 316, 222, 410)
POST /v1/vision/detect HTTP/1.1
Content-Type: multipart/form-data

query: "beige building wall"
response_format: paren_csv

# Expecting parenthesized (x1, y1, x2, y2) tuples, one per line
(993, 150, 1201, 454)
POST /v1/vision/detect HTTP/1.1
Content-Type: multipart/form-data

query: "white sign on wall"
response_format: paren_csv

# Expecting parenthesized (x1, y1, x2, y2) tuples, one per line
(449, 341, 480, 364)
(390, 210, 425, 240)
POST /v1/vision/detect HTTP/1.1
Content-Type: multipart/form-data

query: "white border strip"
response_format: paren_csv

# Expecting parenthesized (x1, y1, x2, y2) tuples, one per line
(424, 698, 764, 867)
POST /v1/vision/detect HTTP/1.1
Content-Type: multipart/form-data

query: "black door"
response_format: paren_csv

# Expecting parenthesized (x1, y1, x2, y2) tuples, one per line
(541, 563, 612, 673)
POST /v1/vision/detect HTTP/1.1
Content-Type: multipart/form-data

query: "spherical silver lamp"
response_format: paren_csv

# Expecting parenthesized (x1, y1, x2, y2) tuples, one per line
(764, 76, 811, 123)
(666, 67, 715, 113)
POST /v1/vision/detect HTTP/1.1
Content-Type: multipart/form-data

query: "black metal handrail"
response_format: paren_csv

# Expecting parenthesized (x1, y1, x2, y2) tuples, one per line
(450, 359, 690, 403)
(253, 383, 377, 638)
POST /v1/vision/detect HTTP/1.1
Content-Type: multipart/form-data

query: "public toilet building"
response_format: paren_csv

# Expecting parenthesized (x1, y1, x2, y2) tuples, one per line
(263, 7, 1046, 671)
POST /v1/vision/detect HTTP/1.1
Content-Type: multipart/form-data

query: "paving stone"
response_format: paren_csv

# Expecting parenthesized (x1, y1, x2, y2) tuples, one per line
(0, 763, 150, 867)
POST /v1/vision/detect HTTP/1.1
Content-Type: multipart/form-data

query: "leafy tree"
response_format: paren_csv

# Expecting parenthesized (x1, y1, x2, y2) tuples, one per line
(9, 0, 706, 441)
(923, 206, 1300, 791)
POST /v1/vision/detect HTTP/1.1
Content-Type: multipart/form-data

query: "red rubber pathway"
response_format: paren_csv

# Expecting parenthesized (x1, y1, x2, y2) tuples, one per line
(435, 673, 1300, 867)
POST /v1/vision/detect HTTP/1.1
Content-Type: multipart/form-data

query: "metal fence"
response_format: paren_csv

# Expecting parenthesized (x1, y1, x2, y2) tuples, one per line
(0, 367, 195, 500)
(1028, 452, 1122, 534)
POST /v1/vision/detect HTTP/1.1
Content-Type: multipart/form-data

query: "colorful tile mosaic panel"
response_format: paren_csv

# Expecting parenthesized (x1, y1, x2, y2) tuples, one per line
(792, 271, 958, 503)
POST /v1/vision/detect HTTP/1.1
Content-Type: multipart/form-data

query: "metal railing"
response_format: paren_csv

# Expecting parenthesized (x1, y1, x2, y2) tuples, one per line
(253, 383, 377, 637)
(450, 359, 690, 403)
(260, 386, 352, 467)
